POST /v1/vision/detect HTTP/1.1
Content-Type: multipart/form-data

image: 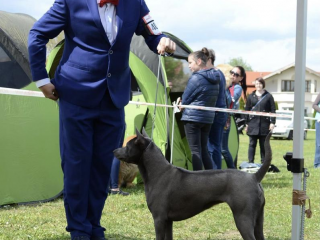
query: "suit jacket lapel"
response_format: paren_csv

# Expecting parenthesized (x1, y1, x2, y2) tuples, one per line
(86, 0, 111, 45)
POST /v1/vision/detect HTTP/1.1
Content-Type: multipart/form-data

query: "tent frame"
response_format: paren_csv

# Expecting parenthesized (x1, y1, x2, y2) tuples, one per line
(291, 0, 308, 239)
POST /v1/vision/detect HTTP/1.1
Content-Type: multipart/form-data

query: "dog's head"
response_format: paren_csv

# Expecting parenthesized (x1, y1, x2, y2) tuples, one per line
(113, 128, 151, 164)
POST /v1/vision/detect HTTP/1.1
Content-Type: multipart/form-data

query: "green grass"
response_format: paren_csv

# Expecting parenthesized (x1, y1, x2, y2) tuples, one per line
(1, 132, 319, 240)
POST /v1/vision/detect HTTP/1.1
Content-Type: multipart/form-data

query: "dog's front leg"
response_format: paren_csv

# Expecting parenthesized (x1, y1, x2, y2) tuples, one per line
(164, 220, 173, 240)
(154, 218, 173, 240)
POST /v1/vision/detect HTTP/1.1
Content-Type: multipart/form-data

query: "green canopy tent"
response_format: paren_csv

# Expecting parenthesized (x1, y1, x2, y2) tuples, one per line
(0, 11, 63, 206)
(0, 14, 239, 205)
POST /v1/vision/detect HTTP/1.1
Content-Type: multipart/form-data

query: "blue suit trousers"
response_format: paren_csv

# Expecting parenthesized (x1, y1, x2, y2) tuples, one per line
(59, 92, 125, 238)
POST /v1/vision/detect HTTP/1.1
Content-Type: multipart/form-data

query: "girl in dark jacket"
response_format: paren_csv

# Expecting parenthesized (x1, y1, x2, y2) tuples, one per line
(245, 77, 276, 163)
(180, 50, 220, 170)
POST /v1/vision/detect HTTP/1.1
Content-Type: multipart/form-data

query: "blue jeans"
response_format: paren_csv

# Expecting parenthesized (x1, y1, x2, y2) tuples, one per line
(221, 119, 235, 169)
(110, 125, 126, 189)
(109, 158, 121, 189)
(208, 112, 227, 169)
(184, 121, 214, 171)
(314, 121, 320, 168)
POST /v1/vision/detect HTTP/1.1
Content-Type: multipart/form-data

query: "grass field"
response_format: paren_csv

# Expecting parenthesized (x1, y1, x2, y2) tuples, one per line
(0, 132, 319, 240)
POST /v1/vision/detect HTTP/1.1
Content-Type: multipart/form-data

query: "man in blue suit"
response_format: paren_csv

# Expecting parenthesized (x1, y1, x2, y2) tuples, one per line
(28, 0, 176, 239)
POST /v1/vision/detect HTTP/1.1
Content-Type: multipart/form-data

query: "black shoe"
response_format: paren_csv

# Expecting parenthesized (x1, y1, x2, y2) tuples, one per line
(72, 236, 90, 240)
(91, 236, 107, 240)
(110, 189, 130, 196)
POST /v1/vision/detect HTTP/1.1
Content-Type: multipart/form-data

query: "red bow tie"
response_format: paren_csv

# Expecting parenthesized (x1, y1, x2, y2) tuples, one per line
(99, 0, 119, 7)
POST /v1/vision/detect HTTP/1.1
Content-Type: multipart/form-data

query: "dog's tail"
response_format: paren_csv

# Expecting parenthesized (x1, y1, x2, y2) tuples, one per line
(254, 131, 273, 183)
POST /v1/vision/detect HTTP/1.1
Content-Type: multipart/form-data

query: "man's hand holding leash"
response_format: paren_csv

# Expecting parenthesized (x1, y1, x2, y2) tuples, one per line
(157, 37, 176, 55)
(39, 83, 59, 101)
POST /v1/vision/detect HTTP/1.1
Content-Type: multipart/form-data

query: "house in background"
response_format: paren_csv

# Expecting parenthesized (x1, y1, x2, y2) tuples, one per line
(246, 63, 320, 116)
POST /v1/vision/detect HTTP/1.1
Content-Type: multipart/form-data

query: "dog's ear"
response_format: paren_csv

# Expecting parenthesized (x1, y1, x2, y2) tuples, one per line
(142, 128, 150, 138)
(134, 127, 150, 149)
(135, 127, 143, 139)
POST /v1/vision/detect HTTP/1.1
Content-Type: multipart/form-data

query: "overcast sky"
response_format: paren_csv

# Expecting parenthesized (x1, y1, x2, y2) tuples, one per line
(0, 0, 319, 71)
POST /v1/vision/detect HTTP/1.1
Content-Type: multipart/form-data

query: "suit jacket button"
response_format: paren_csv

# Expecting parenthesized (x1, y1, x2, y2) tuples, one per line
(109, 50, 113, 54)
(108, 73, 111, 77)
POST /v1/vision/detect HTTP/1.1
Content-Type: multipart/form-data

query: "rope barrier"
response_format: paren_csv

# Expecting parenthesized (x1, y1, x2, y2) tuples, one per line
(0, 87, 44, 98)
(130, 100, 318, 122)
(1, 87, 318, 124)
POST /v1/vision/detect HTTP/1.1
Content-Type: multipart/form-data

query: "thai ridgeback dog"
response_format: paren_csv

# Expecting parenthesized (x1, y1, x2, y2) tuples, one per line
(114, 129, 272, 240)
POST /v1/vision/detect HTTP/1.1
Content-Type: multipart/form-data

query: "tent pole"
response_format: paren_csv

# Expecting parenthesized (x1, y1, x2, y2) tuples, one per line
(161, 57, 171, 158)
(170, 101, 176, 164)
(291, 0, 308, 240)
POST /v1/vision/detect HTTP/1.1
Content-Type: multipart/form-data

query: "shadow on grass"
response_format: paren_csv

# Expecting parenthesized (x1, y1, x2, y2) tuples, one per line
(0, 195, 64, 209)
(267, 238, 290, 240)
(42, 236, 69, 240)
(107, 235, 146, 240)
(43, 237, 289, 240)
(262, 174, 291, 188)
(43, 235, 146, 240)
(123, 183, 145, 195)
(214, 238, 289, 240)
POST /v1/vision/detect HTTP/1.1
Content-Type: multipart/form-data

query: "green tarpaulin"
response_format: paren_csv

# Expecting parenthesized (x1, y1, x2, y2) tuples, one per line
(0, 11, 63, 206)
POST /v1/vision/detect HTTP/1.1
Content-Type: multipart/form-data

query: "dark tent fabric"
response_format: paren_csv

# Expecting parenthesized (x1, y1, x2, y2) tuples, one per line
(0, 10, 35, 88)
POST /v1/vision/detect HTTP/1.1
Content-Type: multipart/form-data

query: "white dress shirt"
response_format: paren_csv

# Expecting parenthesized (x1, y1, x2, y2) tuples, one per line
(36, 1, 118, 88)
(98, 2, 118, 44)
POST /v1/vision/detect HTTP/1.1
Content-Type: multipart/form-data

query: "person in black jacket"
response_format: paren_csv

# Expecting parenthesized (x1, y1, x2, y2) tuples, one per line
(245, 77, 276, 163)
(180, 50, 220, 171)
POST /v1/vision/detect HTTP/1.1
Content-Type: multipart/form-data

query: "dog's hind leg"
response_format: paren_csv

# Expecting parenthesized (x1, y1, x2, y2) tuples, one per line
(233, 214, 256, 240)
(254, 208, 265, 240)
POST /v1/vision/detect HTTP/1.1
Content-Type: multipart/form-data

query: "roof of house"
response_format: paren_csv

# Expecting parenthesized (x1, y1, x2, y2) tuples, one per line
(263, 62, 320, 79)
(246, 71, 271, 86)
(246, 63, 320, 86)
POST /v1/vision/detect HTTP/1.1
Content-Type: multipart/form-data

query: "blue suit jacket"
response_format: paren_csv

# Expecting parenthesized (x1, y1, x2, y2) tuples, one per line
(28, 0, 164, 108)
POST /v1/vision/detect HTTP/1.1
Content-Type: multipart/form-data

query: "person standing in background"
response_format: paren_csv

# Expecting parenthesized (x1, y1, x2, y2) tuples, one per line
(202, 48, 233, 169)
(180, 51, 220, 171)
(245, 77, 275, 163)
(109, 125, 129, 196)
(222, 66, 247, 168)
(312, 92, 320, 169)
(226, 66, 247, 110)
(28, 1, 176, 239)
